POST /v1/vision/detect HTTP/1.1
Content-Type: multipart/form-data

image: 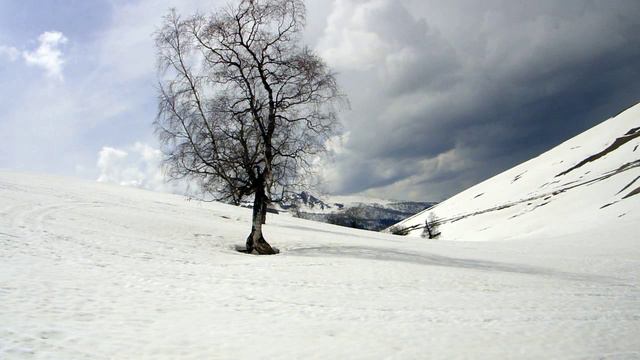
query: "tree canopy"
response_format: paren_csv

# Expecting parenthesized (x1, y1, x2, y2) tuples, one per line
(155, 0, 344, 254)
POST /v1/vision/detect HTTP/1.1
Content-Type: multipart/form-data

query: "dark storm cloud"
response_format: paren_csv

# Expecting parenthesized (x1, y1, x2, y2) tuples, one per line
(318, 0, 640, 201)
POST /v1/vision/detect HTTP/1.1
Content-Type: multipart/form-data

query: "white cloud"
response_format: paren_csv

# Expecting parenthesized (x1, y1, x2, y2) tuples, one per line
(317, 0, 389, 70)
(96, 142, 192, 195)
(23, 31, 68, 80)
(318, 0, 456, 87)
(0, 45, 19, 61)
(97, 142, 163, 189)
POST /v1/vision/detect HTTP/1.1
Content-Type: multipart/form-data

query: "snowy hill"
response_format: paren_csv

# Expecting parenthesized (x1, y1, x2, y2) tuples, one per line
(277, 191, 436, 231)
(391, 102, 640, 242)
(1, 126, 640, 358)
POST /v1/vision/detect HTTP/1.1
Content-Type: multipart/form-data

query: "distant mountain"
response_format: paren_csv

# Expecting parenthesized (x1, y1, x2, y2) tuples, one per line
(278, 191, 437, 231)
(280, 191, 334, 212)
(389, 102, 640, 241)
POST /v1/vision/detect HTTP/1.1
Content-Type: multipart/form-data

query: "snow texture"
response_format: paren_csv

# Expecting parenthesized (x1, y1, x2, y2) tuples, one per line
(1, 104, 640, 359)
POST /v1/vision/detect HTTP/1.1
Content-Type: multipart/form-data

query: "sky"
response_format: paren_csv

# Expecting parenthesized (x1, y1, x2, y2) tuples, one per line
(0, 0, 639, 201)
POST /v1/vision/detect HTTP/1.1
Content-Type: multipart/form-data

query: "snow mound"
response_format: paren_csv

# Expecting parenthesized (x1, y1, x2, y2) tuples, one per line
(391, 102, 640, 242)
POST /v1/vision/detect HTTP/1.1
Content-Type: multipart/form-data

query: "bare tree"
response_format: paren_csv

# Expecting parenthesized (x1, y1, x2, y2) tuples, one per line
(422, 213, 441, 239)
(155, 0, 343, 254)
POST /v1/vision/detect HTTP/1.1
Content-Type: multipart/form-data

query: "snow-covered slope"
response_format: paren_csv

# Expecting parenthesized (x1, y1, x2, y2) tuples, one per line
(392, 102, 640, 242)
(1, 165, 640, 357)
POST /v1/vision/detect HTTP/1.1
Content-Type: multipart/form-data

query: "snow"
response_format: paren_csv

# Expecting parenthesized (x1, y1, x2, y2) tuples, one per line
(2, 103, 640, 359)
(393, 102, 640, 243)
(1, 167, 640, 359)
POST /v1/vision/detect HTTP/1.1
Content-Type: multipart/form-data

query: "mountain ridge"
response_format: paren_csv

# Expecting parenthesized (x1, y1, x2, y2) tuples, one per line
(277, 191, 437, 231)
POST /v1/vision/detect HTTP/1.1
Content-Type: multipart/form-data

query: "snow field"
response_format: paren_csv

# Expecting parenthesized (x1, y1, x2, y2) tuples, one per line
(1, 171, 639, 359)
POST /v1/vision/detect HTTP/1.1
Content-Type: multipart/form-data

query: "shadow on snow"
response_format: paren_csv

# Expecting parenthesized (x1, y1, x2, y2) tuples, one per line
(287, 245, 619, 284)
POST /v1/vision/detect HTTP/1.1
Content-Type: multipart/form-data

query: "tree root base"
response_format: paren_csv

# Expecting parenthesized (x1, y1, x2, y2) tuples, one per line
(235, 245, 280, 255)
(244, 233, 279, 255)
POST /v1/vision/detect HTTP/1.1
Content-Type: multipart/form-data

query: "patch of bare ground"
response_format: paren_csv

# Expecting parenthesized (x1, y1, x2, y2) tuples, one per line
(622, 186, 640, 199)
(557, 128, 640, 177)
(616, 176, 640, 195)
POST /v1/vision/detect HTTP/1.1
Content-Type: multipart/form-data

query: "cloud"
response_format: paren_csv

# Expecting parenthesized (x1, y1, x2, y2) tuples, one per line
(2, 0, 639, 204)
(0, 45, 19, 61)
(316, 0, 640, 201)
(0, 1, 225, 183)
(97, 142, 175, 192)
(96, 142, 198, 196)
(318, 0, 457, 91)
(23, 31, 68, 80)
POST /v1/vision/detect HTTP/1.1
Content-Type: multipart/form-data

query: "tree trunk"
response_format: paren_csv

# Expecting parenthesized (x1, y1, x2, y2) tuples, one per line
(425, 219, 434, 239)
(245, 178, 277, 255)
